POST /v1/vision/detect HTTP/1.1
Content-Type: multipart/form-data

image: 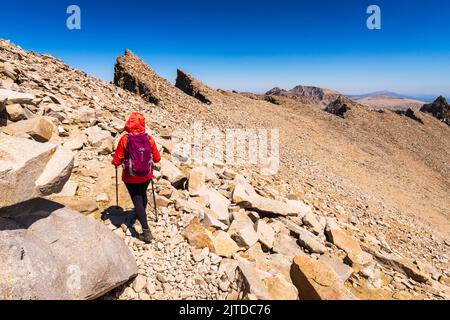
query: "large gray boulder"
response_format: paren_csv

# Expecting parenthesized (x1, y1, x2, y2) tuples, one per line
(0, 199, 138, 300)
(0, 135, 74, 208)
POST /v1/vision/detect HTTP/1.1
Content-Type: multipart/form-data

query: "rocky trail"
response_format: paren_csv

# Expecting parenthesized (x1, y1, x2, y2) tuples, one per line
(0, 38, 449, 300)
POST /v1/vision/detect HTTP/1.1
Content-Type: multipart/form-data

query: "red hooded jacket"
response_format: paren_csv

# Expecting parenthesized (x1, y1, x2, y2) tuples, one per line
(112, 112, 161, 184)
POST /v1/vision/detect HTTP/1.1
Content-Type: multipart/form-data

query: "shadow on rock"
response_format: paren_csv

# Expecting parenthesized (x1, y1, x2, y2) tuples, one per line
(0, 198, 65, 231)
(101, 206, 140, 238)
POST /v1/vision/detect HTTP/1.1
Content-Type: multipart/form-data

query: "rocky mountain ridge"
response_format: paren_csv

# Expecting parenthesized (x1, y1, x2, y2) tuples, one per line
(0, 38, 449, 300)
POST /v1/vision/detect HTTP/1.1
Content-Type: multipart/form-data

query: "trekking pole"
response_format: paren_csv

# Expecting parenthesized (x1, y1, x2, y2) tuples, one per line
(112, 143, 119, 209)
(115, 166, 119, 208)
(150, 179, 158, 223)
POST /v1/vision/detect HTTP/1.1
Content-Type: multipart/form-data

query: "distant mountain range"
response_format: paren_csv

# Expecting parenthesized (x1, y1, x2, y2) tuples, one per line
(347, 91, 443, 103)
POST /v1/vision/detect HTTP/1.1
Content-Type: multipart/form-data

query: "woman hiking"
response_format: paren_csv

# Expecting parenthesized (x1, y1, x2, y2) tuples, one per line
(112, 112, 161, 244)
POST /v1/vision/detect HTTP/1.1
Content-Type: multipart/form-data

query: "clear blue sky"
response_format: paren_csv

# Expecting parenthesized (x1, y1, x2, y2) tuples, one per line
(1, 0, 449, 96)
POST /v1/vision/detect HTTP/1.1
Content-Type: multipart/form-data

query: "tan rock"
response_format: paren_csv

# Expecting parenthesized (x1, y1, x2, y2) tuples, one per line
(4, 116, 54, 142)
(63, 134, 87, 151)
(325, 220, 372, 269)
(303, 211, 323, 235)
(5, 104, 25, 121)
(372, 252, 430, 283)
(212, 230, 240, 258)
(0, 136, 73, 208)
(290, 255, 356, 300)
(255, 220, 275, 250)
(0, 89, 35, 105)
(232, 175, 309, 216)
(85, 126, 112, 147)
(181, 217, 215, 252)
(188, 166, 206, 195)
(35, 147, 74, 195)
(238, 259, 298, 300)
(319, 254, 354, 282)
(273, 233, 306, 260)
(197, 187, 231, 223)
(160, 158, 186, 188)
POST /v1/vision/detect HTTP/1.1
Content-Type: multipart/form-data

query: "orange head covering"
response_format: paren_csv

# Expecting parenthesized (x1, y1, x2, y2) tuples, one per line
(124, 112, 146, 135)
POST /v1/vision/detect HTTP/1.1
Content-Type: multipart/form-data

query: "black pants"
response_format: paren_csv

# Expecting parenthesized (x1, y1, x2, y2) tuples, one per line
(125, 180, 151, 230)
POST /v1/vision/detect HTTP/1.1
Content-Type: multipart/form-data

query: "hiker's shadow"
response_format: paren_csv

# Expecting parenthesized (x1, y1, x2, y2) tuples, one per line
(101, 206, 140, 239)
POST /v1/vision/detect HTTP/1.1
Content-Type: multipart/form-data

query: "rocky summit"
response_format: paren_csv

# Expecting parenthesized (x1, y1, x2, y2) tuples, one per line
(420, 96, 450, 126)
(0, 37, 449, 301)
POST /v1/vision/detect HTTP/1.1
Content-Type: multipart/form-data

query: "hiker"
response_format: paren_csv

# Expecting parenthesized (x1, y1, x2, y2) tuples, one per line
(112, 112, 161, 244)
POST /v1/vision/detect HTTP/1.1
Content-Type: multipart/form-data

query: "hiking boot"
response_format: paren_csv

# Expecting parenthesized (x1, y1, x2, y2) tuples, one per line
(141, 229, 153, 244)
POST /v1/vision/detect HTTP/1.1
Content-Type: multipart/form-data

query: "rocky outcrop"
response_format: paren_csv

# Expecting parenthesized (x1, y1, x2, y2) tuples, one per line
(0, 135, 74, 208)
(0, 199, 137, 300)
(325, 95, 355, 118)
(175, 69, 212, 104)
(420, 96, 449, 126)
(114, 50, 171, 105)
(395, 108, 424, 124)
(265, 85, 341, 106)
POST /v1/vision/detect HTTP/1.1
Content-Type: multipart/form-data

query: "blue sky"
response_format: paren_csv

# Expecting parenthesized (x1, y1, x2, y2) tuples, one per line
(1, 0, 449, 96)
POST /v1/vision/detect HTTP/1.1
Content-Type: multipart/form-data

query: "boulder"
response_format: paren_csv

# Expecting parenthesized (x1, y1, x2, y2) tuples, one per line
(0, 63, 18, 81)
(63, 134, 87, 151)
(302, 211, 323, 235)
(371, 252, 430, 283)
(197, 187, 231, 224)
(297, 227, 327, 254)
(0, 89, 35, 105)
(181, 217, 215, 251)
(4, 116, 54, 142)
(202, 209, 228, 231)
(35, 147, 74, 195)
(188, 167, 206, 195)
(319, 254, 354, 282)
(325, 220, 372, 269)
(5, 104, 25, 121)
(272, 233, 306, 260)
(84, 126, 112, 147)
(0, 199, 138, 300)
(77, 106, 96, 124)
(160, 158, 186, 188)
(255, 220, 275, 250)
(232, 175, 308, 216)
(0, 136, 74, 208)
(228, 211, 259, 248)
(219, 259, 239, 282)
(53, 180, 79, 197)
(290, 255, 356, 300)
(237, 259, 298, 300)
(212, 230, 240, 258)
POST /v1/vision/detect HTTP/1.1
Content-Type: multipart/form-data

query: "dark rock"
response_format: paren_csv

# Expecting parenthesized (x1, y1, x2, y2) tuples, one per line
(395, 108, 423, 124)
(175, 69, 211, 104)
(420, 96, 449, 126)
(325, 95, 354, 118)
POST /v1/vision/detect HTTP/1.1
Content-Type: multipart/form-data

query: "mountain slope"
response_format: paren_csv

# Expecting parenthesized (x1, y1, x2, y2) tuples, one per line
(1, 38, 449, 300)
